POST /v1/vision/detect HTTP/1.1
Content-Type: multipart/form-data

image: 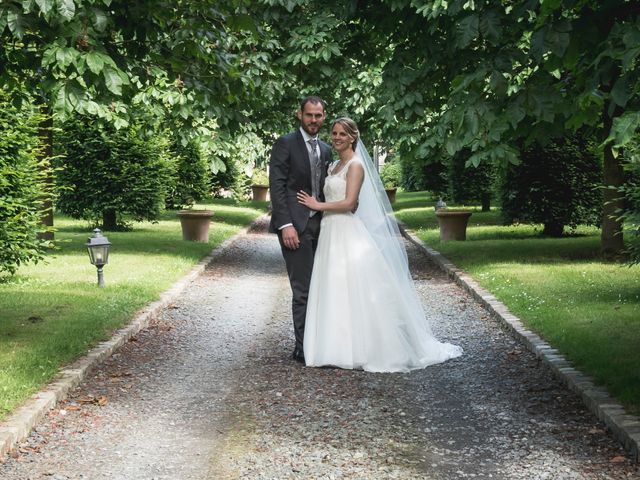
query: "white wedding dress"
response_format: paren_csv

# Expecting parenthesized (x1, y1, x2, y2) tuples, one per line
(303, 156, 463, 372)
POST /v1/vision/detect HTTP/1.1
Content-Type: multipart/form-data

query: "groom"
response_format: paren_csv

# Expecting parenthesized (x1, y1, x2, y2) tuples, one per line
(269, 96, 332, 363)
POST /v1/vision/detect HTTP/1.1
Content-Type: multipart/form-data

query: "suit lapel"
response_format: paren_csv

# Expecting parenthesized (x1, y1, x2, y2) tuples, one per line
(295, 131, 312, 179)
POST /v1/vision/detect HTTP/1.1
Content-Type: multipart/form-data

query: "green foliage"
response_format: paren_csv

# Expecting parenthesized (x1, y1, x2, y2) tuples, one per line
(380, 161, 401, 189)
(211, 156, 250, 199)
(0, 0, 265, 130)
(2, 0, 639, 252)
(399, 156, 448, 196)
(500, 133, 602, 236)
(165, 139, 211, 209)
(54, 116, 171, 230)
(0, 90, 52, 277)
(209, 131, 268, 199)
(247, 0, 637, 252)
(251, 169, 269, 186)
(211, 131, 268, 174)
(619, 140, 640, 264)
(448, 149, 494, 209)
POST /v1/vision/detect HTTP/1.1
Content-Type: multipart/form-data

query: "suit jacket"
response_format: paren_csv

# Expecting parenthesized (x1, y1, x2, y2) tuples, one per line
(269, 130, 332, 234)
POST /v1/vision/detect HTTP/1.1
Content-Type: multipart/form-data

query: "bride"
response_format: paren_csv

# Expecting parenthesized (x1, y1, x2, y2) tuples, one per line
(297, 117, 463, 372)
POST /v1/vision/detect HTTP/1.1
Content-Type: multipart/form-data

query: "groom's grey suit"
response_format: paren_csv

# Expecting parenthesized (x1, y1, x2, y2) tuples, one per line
(269, 129, 332, 352)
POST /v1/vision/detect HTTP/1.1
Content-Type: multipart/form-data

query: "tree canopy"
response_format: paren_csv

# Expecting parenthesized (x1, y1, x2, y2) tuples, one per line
(0, 0, 271, 170)
(242, 0, 639, 254)
(2, 0, 639, 254)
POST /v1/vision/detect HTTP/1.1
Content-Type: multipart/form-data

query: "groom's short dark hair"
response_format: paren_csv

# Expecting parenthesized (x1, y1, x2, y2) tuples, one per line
(300, 96, 326, 112)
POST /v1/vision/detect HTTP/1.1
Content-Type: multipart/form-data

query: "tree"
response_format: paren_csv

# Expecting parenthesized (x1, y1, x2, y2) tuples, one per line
(209, 130, 269, 199)
(500, 133, 602, 236)
(55, 116, 171, 230)
(448, 149, 494, 211)
(0, 0, 263, 123)
(363, 1, 639, 256)
(165, 139, 211, 209)
(0, 89, 52, 277)
(399, 155, 448, 195)
(618, 140, 640, 263)
(3, 1, 638, 253)
(1, 0, 267, 233)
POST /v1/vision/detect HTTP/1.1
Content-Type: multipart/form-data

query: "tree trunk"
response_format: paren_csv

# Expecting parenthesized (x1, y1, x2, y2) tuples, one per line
(102, 210, 118, 231)
(601, 103, 625, 257)
(481, 192, 491, 212)
(37, 105, 54, 241)
(543, 222, 564, 237)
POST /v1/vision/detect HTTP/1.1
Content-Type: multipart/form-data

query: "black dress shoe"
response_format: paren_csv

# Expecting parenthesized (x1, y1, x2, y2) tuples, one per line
(291, 348, 305, 363)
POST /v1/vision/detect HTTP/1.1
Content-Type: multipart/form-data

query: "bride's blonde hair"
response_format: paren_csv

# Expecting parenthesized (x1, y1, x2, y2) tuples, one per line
(332, 117, 359, 151)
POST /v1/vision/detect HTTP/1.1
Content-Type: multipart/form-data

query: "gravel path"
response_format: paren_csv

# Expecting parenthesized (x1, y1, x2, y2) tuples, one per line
(1, 219, 638, 479)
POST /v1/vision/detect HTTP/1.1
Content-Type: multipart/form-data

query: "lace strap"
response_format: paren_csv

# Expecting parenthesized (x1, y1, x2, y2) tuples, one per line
(331, 157, 361, 176)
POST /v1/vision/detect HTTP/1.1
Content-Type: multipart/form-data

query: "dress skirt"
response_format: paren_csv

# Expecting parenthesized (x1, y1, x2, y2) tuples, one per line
(303, 211, 463, 372)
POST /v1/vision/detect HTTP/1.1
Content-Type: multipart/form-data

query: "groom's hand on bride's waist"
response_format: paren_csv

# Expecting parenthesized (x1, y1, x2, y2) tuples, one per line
(281, 226, 300, 250)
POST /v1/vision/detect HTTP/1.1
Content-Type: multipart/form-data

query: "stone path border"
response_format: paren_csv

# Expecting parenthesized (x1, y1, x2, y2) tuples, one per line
(0, 215, 269, 461)
(399, 225, 640, 463)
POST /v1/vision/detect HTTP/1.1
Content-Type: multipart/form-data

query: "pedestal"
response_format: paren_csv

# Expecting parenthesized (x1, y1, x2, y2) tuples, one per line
(251, 185, 269, 201)
(435, 211, 472, 241)
(385, 188, 397, 203)
(177, 210, 214, 242)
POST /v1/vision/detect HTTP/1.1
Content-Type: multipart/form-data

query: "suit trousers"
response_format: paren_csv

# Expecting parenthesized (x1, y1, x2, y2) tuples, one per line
(278, 214, 322, 351)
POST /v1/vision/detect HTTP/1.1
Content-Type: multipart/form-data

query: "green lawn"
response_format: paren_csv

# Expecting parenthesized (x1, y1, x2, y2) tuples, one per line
(394, 191, 640, 414)
(0, 199, 267, 420)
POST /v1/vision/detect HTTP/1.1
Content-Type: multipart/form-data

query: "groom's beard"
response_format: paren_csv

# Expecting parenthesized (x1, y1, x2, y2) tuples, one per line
(302, 122, 321, 136)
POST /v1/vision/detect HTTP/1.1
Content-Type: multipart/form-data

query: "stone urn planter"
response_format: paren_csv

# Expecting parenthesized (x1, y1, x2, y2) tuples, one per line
(435, 210, 472, 241)
(177, 209, 214, 242)
(251, 184, 269, 202)
(385, 187, 397, 204)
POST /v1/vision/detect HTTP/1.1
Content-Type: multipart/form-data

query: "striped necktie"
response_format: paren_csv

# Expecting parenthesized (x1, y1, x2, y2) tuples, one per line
(308, 138, 321, 215)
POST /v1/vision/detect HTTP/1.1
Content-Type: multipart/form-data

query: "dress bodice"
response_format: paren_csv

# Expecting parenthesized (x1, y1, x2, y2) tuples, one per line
(324, 158, 361, 203)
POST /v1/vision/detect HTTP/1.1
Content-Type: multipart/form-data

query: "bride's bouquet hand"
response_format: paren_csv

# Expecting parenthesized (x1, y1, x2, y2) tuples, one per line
(297, 190, 321, 211)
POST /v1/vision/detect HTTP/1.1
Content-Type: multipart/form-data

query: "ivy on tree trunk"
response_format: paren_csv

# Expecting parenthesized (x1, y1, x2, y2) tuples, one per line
(602, 104, 626, 256)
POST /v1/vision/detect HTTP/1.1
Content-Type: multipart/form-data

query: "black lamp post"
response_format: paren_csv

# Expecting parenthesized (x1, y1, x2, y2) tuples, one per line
(86, 228, 111, 287)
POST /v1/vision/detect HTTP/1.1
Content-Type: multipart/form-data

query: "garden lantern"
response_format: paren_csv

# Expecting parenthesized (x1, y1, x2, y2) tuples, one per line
(86, 228, 111, 287)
